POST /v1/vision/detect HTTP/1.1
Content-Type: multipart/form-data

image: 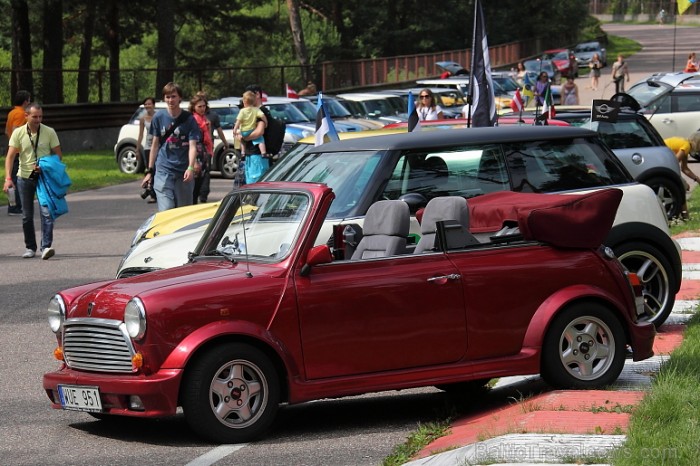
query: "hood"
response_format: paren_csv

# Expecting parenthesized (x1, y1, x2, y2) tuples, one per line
(118, 226, 206, 277)
(70, 261, 273, 321)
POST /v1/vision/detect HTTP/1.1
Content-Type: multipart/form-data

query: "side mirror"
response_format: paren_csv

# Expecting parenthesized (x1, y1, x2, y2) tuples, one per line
(300, 245, 333, 276)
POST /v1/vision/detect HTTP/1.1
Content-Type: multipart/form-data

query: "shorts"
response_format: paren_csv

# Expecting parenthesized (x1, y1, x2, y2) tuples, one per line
(241, 129, 265, 147)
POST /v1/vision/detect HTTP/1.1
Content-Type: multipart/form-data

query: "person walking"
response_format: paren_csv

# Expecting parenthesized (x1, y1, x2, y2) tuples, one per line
(4, 90, 31, 215)
(141, 82, 201, 212)
(561, 76, 579, 105)
(236, 84, 269, 187)
(684, 52, 698, 73)
(3, 103, 63, 259)
(189, 94, 213, 204)
(611, 55, 630, 94)
(195, 91, 228, 203)
(589, 53, 602, 91)
(136, 96, 157, 203)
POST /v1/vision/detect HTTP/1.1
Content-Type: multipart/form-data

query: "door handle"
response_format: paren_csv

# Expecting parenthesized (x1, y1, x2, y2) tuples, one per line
(661, 118, 673, 124)
(427, 274, 461, 283)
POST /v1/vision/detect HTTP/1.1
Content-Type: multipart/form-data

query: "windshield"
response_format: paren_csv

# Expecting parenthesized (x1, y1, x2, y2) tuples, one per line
(196, 191, 311, 262)
(267, 103, 311, 123)
(361, 99, 398, 117)
(211, 106, 239, 129)
(626, 81, 672, 108)
(263, 146, 385, 218)
(290, 100, 319, 120)
(433, 91, 467, 109)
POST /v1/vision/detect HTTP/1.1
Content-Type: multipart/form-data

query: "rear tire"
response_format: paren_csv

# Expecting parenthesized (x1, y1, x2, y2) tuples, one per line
(218, 149, 239, 180)
(541, 303, 626, 389)
(181, 343, 280, 444)
(614, 241, 674, 328)
(117, 145, 143, 174)
(644, 176, 683, 220)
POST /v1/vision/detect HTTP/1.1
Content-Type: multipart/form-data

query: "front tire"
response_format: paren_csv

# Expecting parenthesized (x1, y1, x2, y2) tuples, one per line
(541, 303, 625, 389)
(117, 145, 143, 174)
(614, 241, 674, 328)
(182, 343, 280, 444)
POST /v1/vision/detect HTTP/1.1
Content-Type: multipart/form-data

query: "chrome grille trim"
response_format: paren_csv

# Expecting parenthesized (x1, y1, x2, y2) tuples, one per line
(62, 318, 137, 373)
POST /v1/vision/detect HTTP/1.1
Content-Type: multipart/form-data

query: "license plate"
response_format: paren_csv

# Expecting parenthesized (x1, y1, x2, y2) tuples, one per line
(58, 385, 103, 412)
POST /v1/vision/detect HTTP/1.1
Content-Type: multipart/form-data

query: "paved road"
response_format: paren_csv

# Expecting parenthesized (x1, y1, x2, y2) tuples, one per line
(2, 23, 700, 466)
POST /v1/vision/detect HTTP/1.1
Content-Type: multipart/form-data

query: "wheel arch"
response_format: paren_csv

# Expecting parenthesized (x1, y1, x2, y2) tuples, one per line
(163, 322, 293, 404)
(115, 137, 138, 161)
(635, 168, 685, 193)
(522, 291, 630, 359)
(605, 221, 681, 293)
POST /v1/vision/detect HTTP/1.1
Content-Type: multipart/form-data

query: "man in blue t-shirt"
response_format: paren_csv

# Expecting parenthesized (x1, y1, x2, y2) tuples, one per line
(142, 82, 201, 211)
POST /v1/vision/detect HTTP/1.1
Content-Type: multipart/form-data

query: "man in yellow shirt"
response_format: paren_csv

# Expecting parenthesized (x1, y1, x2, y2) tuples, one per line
(665, 136, 700, 219)
(4, 90, 31, 215)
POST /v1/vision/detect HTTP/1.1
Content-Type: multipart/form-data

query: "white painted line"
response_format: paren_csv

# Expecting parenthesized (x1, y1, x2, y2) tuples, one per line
(676, 237, 700, 251)
(682, 263, 700, 271)
(681, 271, 700, 280)
(185, 444, 248, 466)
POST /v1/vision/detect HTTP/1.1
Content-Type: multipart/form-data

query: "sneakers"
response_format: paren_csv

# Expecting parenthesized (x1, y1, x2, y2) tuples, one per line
(22, 249, 36, 259)
(41, 247, 55, 260)
(8, 209, 22, 216)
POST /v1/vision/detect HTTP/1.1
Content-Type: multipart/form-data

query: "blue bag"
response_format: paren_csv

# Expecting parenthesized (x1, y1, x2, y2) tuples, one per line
(244, 154, 269, 184)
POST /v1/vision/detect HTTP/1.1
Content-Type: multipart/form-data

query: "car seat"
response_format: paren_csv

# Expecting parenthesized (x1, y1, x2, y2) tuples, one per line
(351, 200, 410, 259)
(414, 196, 479, 253)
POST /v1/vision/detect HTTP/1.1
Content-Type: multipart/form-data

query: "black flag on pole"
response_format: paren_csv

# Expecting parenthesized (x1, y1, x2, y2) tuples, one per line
(468, 0, 496, 127)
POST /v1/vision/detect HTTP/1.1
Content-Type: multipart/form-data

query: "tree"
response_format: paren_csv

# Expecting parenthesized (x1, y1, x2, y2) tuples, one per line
(76, 2, 97, 102)
(155, 0, 175, 95)
(104, 0, 121, 102)
(42, 0, 64, 104)
(10, 0, 33, 97)
(286, 0, 310, 82)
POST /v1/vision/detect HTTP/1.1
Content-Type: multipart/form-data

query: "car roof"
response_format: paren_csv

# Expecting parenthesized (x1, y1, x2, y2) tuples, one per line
(641, 72, 700, 88)
(306, 126, 596, 153)
(336, 93, 397, 101)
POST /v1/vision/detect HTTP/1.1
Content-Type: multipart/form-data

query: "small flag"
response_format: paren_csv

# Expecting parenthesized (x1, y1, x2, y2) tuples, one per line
(407, 91, 420, 132)
(543, 85, 556, 119)
(286, 84, 298, 99)
(522, 85, 534, 106)
(315, 92, 340, 146)
(678, 0, 696, 15)
(261, 91, 268, 103)
(468, 0, 496, 127)
(591, 99, 621, 123)
(510, 88, 524, 113)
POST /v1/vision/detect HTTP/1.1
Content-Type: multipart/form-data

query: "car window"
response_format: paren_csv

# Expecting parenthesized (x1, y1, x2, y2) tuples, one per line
(434, 91, 466, 108)
(673, 93, 700, 112)
(381, 144, 509, 200)
(504, 138, 629, 193)
(593, 120, 656, 149)
(211, 107, 239, 129)
(627, 82, 671, 108)
(290, 100, 318, 120)
(266, 103, 310, 123)
(362, 99, 397, 117)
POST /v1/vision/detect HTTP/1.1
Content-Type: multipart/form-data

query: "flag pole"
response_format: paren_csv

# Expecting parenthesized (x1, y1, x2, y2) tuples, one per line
(466, 0, 479, 129)
(672, 5, 678, 71)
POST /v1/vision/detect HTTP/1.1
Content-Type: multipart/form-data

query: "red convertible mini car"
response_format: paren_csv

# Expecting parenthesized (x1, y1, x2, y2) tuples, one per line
(43, 182, 655, 443)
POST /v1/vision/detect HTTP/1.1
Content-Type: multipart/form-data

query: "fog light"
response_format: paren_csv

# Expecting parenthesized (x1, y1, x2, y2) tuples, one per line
(128, 395, 144, 411)
(53, 347, 64, 361)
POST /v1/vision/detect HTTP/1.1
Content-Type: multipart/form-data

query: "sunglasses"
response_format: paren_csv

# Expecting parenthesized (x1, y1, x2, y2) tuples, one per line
(419, 95, 431, 99)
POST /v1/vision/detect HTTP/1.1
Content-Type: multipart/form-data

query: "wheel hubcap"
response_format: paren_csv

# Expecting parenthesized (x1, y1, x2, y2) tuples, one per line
(210, 359, 268, 428)
(618, 250, 670, 325)
(559, 316, 615, 381)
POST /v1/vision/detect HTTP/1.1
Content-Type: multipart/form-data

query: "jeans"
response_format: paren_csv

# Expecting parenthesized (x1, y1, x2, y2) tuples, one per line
(153, 169, 194, 211)
(17, 177, 53, 251)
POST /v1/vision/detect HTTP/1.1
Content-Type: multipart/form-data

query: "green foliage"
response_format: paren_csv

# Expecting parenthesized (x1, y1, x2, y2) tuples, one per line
(382, 420, 451, 466)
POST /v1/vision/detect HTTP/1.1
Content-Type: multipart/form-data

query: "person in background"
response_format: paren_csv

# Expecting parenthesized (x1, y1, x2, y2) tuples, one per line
(297, 81, 317, 96)
(665, 136, 700, 219)
(189, 95, 213, 204)
(589, 53, 602, 91)
(142, 82, 200, 212)
(234, 90, 268, 184)
(416, 89, 443, 121)
(611, 54, 630, 94)
(561, 76, 579, 105)
(684, 52, 698, 73)
(136, 96, 157, 203)
(235, 85, 269, 187)
(5, 90, 31, 215)
(534, 71, 550, 106)
(195, 91, 227, 203)
(3, 103, 63, 259)
(514, 61, 528, 87)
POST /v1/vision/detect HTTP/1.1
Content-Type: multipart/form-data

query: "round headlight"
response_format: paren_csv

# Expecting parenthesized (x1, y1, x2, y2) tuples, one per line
(48, 294, 66, 333)
(124, 298, 147, 340)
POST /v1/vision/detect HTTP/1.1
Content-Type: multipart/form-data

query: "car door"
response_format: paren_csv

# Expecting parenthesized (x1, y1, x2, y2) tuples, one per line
(295, 253, 467, 380)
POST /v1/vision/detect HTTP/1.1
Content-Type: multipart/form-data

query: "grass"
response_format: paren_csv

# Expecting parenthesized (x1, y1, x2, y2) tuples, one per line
(1, 150, 140, 204)
(611, 312, 700, 465)
(382, 420, 451, 466)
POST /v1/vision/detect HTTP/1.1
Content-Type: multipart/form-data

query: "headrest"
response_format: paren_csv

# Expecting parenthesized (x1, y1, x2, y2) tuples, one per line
(420, 197, 469, 234)
(363, 200, 410, 236)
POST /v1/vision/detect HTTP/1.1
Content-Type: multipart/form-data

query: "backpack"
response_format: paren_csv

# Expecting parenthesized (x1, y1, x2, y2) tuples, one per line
(261, 106, 286, 156)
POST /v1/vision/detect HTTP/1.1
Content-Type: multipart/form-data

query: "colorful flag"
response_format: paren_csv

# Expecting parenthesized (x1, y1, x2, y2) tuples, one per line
(510, 88, 524, 113)
(286, 84, 298, 99)
(467, 0, 496, 127)
(261, 91, 268, 103)
(543, 85, 556, 119)
(407, 91, 420, 132)
(678, 0, 696, 14)
(315, 93, 339, 146)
